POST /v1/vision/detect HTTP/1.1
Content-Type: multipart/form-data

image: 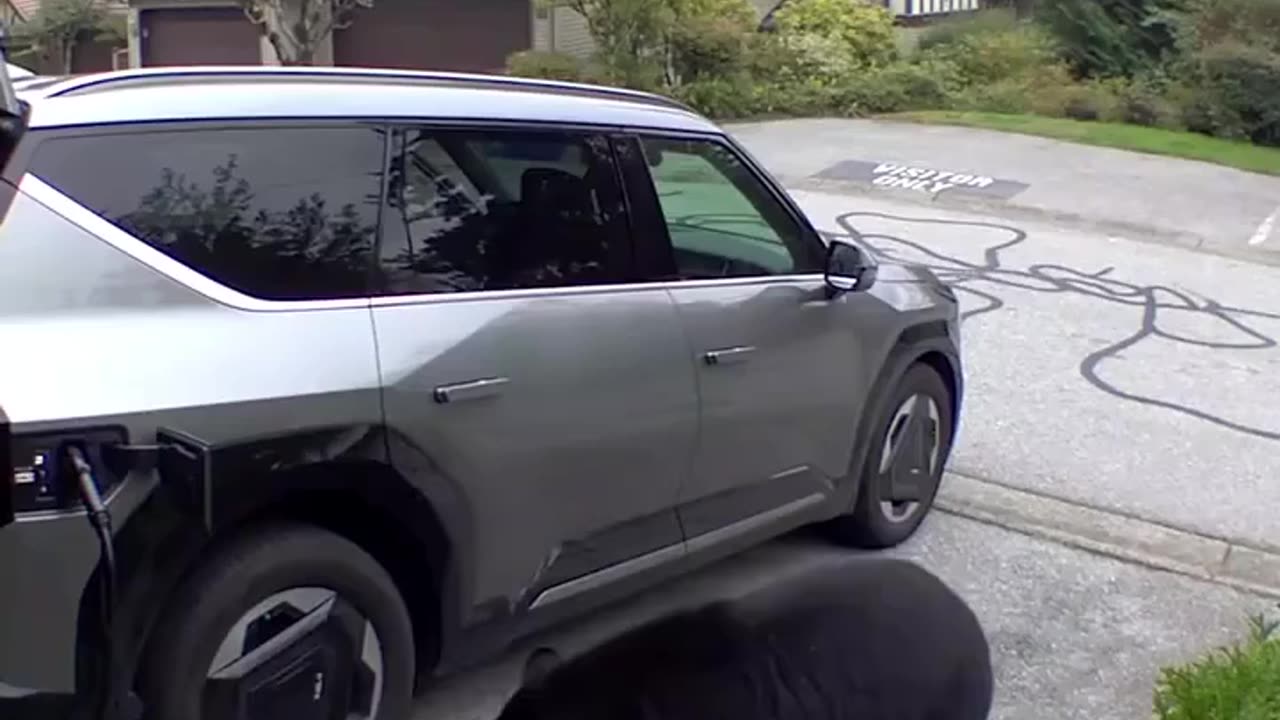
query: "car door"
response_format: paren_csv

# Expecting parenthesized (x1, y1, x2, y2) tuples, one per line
(370, 126, 696, 624)
(621, 133, 874, 541)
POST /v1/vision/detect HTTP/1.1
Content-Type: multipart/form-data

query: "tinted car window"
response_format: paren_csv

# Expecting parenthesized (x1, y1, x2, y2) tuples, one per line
(32, 125, 386, 301)
(378, 128, 630, 295)
(639, 137, 821, 279)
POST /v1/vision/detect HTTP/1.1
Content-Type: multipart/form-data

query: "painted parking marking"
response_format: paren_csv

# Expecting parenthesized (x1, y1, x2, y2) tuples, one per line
(1248, 206, 1278, 246)
(815, 160, 1030, 201)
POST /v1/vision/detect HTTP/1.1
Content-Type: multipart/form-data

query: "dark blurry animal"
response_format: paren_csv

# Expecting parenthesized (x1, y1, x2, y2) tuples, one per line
(498, 557, 992, 720)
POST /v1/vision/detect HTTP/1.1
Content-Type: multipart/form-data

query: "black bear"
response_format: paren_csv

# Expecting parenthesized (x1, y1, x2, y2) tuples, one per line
(497, 557, 993, 720)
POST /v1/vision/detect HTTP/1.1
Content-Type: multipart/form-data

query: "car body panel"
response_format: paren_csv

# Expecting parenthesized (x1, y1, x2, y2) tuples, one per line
(372, 285, 698, 625)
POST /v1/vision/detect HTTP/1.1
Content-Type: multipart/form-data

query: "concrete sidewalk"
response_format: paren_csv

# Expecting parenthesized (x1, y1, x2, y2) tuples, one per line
(729, 118, 1280, 266)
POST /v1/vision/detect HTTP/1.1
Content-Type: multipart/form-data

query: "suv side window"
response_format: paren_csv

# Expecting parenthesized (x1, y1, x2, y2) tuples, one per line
(30, 125, 386, 301)
(637, 136, 823, 279)
(377, 127, 630, 296)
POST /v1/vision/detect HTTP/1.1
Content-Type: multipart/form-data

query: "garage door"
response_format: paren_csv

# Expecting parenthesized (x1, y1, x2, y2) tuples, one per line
(333, 0, 530, 73)
(140, 7, 261, 67)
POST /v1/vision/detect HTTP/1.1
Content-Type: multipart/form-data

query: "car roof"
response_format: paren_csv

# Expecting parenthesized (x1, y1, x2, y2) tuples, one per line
(17, 65, 722, 135)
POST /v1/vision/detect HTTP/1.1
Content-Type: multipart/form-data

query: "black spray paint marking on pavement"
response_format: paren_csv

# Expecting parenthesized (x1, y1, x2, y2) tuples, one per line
(825, 212, 1280, 442)
(815, 160, 1030, 201)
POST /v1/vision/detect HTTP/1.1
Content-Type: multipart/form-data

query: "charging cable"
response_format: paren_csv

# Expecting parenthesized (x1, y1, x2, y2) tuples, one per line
(63, 445, 116, 720)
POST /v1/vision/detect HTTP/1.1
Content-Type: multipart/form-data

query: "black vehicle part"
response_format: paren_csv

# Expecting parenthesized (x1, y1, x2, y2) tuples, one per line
(61, 444, 118, 720)
(1, 405, 12, 528)
(138, 523, 415, 720)
(827, 362, 956, 549)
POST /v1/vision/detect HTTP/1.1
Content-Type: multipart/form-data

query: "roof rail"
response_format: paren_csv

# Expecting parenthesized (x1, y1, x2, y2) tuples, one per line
(41, 65, 698, 114)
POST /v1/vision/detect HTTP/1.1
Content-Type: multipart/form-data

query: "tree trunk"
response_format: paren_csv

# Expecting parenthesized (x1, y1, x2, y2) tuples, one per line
(60, 38, 74, 75)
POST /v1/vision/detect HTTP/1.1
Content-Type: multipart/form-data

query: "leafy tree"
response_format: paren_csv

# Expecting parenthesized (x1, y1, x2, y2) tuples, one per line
(542, 0, 756, 89)
(1035, 0, 1185, 78)
(771, 0, 897, 70)
(239, 0, 373, 66)
(11, 0, 124, 75)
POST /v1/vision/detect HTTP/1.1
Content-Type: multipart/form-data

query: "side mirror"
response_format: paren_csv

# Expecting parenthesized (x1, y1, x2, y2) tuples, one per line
(824, 238, 877, 295)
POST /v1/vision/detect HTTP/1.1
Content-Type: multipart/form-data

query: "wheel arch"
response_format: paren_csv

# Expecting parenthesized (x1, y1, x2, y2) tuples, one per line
(75, 426, 468, 701)
(840, 321, 962, 511)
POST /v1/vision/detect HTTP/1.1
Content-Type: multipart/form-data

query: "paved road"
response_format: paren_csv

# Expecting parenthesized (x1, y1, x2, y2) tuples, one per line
(731, 118, 1280, 266)
(792, 189, 1280, 551)
(412, 514, 1270, 720)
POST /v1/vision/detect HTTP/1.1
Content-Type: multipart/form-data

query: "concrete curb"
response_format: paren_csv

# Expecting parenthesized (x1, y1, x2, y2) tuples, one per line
(935, 471, 1280, 600)
(786, 175, 1280, 269)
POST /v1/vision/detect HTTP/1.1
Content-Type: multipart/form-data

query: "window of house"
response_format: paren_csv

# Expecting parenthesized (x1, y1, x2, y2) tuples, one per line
(31, 125, 387, 301)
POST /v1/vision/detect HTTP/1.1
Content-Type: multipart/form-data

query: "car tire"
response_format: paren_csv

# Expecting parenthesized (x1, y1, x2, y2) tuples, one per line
(826, 362, 955, 549)
(138, 523, 415, 720)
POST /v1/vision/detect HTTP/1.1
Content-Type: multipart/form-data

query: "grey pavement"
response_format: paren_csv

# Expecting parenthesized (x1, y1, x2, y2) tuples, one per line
(793, 188, 1280, 553)
(730, 118, 1280, 266)
(412, 513, 1273, 720)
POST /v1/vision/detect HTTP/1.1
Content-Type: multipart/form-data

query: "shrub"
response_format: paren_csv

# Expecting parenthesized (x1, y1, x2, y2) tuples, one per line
(771, 0, 897, 69)
(917, 7, 1022, 52)
(670, 77, 763, 119)
(1109, 74, 1182, 127)
(837, 62, 955, 115)
(952, 79, 1035, 114)
(1153, 612, 1280, 720)
(506, 50, 586, 82)
(1035, 0, 1184, 79)
(770, 31, 861, 84)
(1177, 0, 1280, 55)
(1190, 42, 1280, 145)
(670, 14, 750, 82)
(921, 24, 1059, 88)
(671, 0, 756, 30)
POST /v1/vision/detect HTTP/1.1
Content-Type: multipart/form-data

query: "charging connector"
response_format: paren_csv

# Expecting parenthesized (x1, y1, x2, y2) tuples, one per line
(62, 444, 117, 720)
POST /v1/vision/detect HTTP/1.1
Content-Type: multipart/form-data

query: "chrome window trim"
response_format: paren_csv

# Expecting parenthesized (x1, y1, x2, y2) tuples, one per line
(21, 175, 825, 313)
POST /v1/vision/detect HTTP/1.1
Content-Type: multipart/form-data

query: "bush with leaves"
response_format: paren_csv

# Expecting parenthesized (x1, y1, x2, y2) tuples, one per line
(917, 7, 1022, 53)
(506, 50, 588, 82)
(545, 0, 673, 89)
(1174, 0, 1280, 55)
(771, 0, 897, 69)
(920, 22, 1060, 89)
(669, 15, 751, 82)
(1153, 610, 1280, 720)
(1035, 0, 1186, 79)
(1186, 42, 1280, 146)
(11, 0, 123, 74)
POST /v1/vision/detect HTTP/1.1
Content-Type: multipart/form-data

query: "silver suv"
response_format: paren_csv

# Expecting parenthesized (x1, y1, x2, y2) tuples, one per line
(0, 67, 963, 720)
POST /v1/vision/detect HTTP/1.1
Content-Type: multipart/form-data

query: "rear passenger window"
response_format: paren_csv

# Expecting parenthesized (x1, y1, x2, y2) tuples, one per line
(377, 128, 630, 295)
(31, 126, 386, 301)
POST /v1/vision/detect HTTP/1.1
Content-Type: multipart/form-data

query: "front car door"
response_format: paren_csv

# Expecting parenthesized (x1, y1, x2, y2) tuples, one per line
(370, 125, 697, 628)
(622, 133, 876, 540)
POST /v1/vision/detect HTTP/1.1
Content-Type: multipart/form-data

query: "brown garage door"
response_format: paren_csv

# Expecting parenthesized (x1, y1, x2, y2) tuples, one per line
(333, 0, 530, 73)
(141, 7, 261, 67)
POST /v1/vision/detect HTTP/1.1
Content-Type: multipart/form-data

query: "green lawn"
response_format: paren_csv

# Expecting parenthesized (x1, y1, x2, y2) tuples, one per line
(887, 111, 1280, 177)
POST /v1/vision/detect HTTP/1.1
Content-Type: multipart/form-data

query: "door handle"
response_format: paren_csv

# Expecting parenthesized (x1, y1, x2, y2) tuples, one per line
(703, 346, 756, 367)
(433, 377, 510, 404)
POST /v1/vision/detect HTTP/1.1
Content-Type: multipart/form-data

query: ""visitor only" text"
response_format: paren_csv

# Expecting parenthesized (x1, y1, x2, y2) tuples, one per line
(871, 163, 995, 195)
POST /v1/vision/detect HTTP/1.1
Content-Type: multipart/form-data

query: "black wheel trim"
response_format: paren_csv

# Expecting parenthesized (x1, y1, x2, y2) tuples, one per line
(876, 393, 942, 524)
(202, 586, 385, 720)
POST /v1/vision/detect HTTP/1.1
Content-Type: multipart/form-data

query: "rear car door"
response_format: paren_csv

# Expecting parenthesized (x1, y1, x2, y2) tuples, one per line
(370, 126, 697, 623)
(622, 133, 873, 541)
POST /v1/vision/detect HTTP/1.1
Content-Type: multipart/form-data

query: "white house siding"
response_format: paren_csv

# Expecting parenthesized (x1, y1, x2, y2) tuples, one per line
(898, 0, 980, 16)
(548, 6, 596, 59)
